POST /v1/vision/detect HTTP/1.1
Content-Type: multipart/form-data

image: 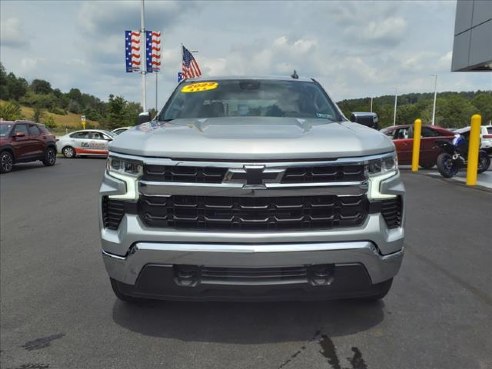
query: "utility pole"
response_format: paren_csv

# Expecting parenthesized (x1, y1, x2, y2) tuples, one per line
(431, 74, 438, 126)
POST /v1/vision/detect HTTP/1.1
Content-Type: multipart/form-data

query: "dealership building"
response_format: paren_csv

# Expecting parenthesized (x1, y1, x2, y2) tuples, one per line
(452, 0, 492, 71)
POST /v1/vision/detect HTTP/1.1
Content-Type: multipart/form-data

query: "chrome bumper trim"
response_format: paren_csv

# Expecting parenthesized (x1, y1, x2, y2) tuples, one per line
(102, 241, 404, 285)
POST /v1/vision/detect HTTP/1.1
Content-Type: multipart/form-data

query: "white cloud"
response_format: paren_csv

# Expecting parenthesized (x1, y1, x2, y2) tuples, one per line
(0, 0, 490, 105)
(0, 17, 28, 47)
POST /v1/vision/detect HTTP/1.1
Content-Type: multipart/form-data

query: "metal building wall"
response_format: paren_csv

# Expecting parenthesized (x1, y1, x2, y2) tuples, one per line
(452, 0, 492, 71)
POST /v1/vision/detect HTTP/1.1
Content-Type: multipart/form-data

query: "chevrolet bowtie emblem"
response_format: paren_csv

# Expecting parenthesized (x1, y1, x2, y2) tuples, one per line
(224, 166, 285, 187)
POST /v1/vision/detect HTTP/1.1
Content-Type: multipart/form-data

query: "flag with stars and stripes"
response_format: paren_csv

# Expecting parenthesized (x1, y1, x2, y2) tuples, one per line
(181, 45, 201, 80)
(146, 31, 161, 73)
(125, 31, 141, 72)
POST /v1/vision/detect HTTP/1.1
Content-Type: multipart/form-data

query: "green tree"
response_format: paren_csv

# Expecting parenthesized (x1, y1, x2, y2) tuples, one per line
(31, 104, 44, 123)
(105, 94, 128, 130)
(43, 115, 57, 129)
(472, 92, 492, 124)
(30, 79, 53, 95)
(435, 95, 476, 128)
(0, 63, 9, 100)
(0, 101, 23, 120)
(7, 75, 28, 101)
(126, 101, 142, 125)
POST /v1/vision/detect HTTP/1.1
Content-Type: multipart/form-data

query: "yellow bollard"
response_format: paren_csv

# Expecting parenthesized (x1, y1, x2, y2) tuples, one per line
(411, 119, 422, 172)
(466, 114, 482, 186)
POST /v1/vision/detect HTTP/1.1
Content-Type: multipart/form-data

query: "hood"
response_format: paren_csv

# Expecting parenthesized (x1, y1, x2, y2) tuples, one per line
(109, 117, 395, 160)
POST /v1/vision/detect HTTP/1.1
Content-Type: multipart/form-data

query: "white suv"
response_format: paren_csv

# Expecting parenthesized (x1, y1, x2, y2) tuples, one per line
(455, 125, 492, 154)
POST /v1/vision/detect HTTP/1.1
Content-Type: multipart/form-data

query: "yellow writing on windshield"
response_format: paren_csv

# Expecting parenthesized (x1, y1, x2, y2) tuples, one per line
(181, 82, 218, 93)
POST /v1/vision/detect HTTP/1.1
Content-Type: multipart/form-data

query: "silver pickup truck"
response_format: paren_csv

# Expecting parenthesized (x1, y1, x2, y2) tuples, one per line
(99, 76, 404, 302)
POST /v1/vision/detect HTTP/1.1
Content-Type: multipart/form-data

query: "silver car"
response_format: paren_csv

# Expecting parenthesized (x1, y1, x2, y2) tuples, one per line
(100, 76, 405, 302)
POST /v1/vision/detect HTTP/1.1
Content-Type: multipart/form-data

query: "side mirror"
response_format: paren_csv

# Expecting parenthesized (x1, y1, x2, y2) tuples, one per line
(14, 132, 26, 138)
(137, 112, 151, 125)
(350, 112, 379, 129)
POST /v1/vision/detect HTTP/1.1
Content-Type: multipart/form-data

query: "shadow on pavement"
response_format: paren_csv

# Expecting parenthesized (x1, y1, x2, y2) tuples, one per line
(112, 299, 385, 344)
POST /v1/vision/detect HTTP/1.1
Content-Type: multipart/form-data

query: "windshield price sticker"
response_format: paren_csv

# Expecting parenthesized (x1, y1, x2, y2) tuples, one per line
(181, 82, 218, 93)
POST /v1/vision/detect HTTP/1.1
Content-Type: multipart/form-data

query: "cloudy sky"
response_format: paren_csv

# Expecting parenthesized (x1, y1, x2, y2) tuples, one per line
(1, 0, 491, 110)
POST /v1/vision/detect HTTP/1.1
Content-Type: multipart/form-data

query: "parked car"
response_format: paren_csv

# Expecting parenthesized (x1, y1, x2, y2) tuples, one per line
(454, 125, 492, 155)
(380, 124, 455, 168)
(111, 127, 131, 135)
(56, 129, 115, 158)
(0, 120, 57, 174)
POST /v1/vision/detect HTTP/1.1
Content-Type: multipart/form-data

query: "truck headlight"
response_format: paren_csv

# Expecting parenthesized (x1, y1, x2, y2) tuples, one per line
(107, 157, 143, 177)
(366, 153, 398, 199)
(367, 153, 398, 177)
(106, 156, 143, 200)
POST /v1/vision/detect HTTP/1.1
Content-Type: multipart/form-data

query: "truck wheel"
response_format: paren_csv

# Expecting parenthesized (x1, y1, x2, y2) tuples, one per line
(110, 278, 142, 303)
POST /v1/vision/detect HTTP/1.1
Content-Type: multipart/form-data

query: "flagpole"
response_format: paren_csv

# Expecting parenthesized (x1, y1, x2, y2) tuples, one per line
(140, 0, 146, 112)
(155, 72, 158, 112)
(180, 43, 183, 80)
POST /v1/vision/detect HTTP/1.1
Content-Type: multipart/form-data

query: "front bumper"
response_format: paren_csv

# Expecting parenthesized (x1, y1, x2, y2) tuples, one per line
(103, 241, 403, 301)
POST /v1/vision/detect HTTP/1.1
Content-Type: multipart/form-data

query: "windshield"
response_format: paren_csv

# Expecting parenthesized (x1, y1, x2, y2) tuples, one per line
(159, 79, 341, 121)
(0, 123, 14, 137)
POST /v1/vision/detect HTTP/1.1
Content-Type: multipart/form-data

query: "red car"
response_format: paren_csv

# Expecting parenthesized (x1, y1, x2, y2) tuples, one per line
(0, 120, 57, 173)
(381, 125, 455, 168)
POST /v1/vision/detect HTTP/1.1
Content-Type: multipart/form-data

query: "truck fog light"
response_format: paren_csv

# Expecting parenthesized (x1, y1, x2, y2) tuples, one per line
(308, 265, 334, 286)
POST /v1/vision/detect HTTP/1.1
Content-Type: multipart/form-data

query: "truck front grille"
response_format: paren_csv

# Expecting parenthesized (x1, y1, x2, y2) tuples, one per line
(138, 195, 368, 230)
(102, 196, 125, 230)
(142, 164, 365, 184)
(142, 165, 227, 183)
(281, 165, 365, 183)
(200, 266, 309, 284)
(380, 197, 403, 229)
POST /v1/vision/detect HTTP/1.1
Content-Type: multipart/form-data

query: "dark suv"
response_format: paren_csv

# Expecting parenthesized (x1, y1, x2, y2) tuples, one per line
(0, 120, 57, 173)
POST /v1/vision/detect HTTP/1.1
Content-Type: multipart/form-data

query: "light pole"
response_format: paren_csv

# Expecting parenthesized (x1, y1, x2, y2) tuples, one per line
(431, 74, 438, 126)
(140, 0, 147, 112)
(393, 88, 398, 126)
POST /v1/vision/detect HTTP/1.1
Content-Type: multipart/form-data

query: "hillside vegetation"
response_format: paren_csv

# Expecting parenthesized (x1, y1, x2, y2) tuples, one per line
(338, 91, 492, 128)
(1, 62, 490, 131)
(0, 63, 143, 133)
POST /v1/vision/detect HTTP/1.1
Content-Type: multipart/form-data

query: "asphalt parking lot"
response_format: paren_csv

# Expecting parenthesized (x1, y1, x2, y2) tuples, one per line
(1, 158, 491, 369)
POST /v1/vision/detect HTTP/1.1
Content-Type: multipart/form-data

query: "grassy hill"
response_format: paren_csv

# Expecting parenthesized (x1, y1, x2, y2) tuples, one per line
(1, 100, 100, 134)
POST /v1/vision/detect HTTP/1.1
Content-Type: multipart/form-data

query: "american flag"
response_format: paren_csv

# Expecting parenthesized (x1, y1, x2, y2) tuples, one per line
(146, 31, 161, 73)
(125, 31, 141, 72)
(181, 45, 201, 80)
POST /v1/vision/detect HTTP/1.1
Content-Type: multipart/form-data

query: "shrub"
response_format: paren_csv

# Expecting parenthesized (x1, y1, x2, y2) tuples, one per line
(43, 115, 57, 129)
(0, 101, 23, 120)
